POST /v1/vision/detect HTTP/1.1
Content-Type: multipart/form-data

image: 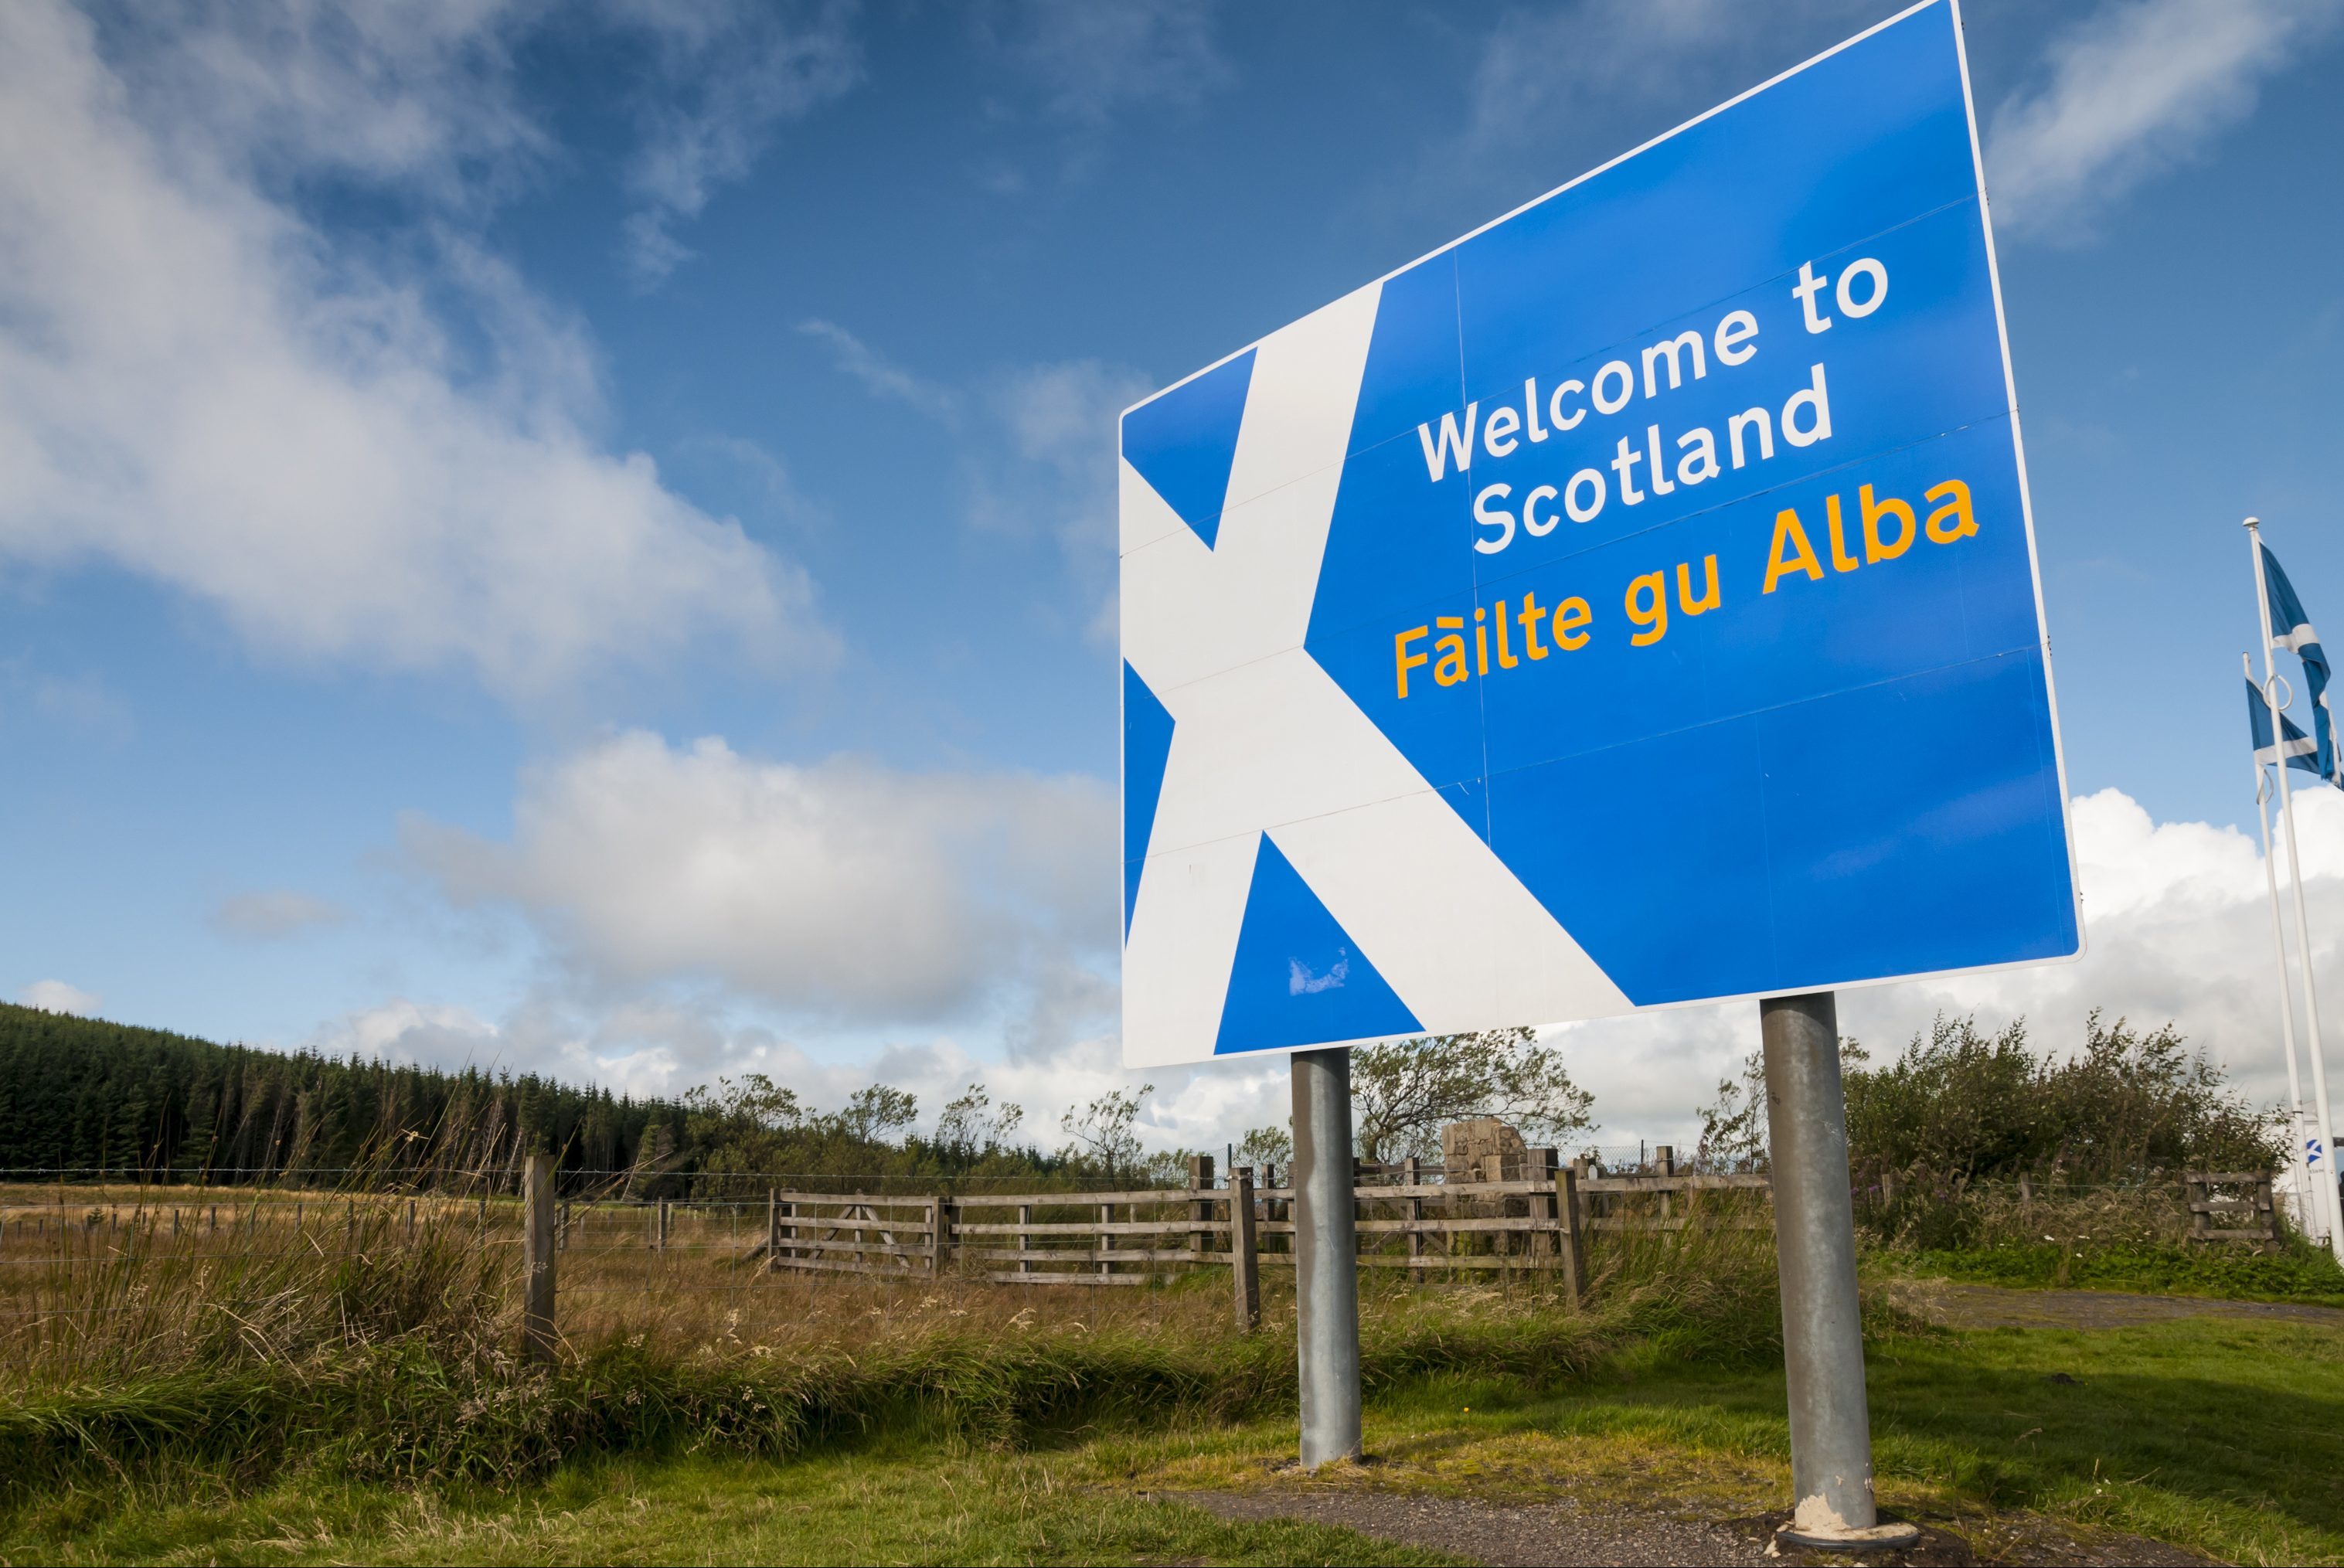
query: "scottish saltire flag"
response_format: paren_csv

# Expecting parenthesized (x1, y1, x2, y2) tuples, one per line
(2248, 678, 2322, 776)
(2263, 545, 2335, 778)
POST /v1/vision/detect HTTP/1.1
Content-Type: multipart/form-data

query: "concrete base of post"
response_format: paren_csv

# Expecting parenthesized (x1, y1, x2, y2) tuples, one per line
(1291, 1046, 1363, 1469)
(1775, 1519, 1924, 1553)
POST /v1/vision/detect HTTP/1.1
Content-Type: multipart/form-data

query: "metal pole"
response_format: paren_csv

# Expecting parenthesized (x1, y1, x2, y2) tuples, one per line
(1761, 991, 1914, 1550)
(2249, 690, 2325, 1240)
(2250, 519, 2344, 1263)
(1291, 1046, 1362, 1469)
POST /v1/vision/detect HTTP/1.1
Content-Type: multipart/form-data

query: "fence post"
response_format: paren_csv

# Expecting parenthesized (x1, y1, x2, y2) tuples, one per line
(2187, 1174, 2209, 1243)
(1231, 1165, 1261, 1332)
(931, 1195, 951, 1277)
(1098, 1199, 1113, 1278)
(521, 1153, 556, 1365)
(1529, 1148, 1557, 1261)
(1018, 1202, 1033, 1276)
(1402, 1156, 1424, 1268)
(767, 1188, 779, 1269)
(1556, 1162, 1585, 1305)
(1189, 1155, 1215, 1264)
(1655, 1145, 1675, 1223)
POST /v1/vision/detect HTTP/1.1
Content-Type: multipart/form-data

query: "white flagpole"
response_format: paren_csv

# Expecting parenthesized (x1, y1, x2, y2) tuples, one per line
(2250, 517, 2344, 1262)
(2247, 650, 2322, 1238)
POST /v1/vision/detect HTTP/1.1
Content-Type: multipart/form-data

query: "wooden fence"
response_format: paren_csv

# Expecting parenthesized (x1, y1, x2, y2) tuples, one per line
(732, 1149, 1771, 1325)
(2185, 1170, 2283, 1249)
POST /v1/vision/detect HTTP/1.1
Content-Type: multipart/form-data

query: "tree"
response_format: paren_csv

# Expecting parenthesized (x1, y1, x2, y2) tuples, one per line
(839, 1085, 917, 1145)
(1060, 1085, 1152, 1179)
(934, 1083, 1024, 1162)
(1234, 1123, 1291, 1173)
(682, 1073, 806, 1173)
(1693, 1050, 1771, 1173)
(1837, 1012, 2281, 1182)
(1349, 1027, 1595, 1162)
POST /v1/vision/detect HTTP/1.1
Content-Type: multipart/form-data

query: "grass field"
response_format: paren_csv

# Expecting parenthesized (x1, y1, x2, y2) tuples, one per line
(3, 1306, 2338, 1566)
(1868, 1240, 2344, 1307)
(6, 1177, 2341, 1565)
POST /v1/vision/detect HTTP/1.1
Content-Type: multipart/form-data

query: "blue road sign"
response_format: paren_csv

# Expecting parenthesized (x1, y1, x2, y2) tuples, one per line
(1119, 0, 2080, 1068)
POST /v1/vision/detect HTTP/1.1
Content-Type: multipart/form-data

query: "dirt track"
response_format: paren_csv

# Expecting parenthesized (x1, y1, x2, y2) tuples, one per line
(1174, 1488, 2213, 1566)
(1883, 1281, 2344, 1331)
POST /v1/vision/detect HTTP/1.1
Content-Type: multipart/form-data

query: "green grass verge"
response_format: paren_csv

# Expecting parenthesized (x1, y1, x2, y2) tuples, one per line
(6, 1312, 2339, 1566)
(0, 1443, 1465, 1567)
(1870, 1239, 2344, 1304)
(1116, 1312, 2344, 1566)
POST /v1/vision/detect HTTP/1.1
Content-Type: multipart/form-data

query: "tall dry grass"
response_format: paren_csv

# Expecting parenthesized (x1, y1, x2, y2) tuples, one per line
(0, 1169, 1787, 1499)
(1865, 1174, 2203, 1253)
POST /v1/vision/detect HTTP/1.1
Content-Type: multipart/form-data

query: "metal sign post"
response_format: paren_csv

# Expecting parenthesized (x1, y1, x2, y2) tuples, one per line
(1761, 992, 1916, 1550)
(1291, 1046, 1363, 1468)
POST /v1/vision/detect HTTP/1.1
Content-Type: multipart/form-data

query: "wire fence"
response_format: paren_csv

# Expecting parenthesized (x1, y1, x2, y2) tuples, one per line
(0, 1154, 1716, 1335)
(0, 1156, 2301, 1368)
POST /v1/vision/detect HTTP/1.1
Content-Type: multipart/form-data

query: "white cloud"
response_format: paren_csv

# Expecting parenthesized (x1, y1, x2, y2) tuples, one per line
(981, 0, 1231, 127)
(1454, 0, 1874, 165)
(101, 0, 553, 206)
(307, 996, 503, 1070)
(353, 782, 2344, 1163)
(603, 0, 862, 284)
(19, 980, 102, 1017)
(1555, 785, 2344, 1153)
(213, 889, 348, 940)
(673, 434, 828, 532)
(981, 359, 1152, 644)
(0, 0, 835, 701)
(797, 319, 963, 421)
(403, 730, 1117, 1023)
(794, 324, 1145, 625)
(0, 664, 136, 745)
(968, 358, 1152, 582)
(1985, 0, 2339, 241)
(304, 991, 832, 1102)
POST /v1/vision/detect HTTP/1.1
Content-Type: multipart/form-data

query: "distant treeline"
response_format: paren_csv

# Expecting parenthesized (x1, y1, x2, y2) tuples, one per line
(0, 1002, 689, 1182)
(0, 1004, 1070, 1192)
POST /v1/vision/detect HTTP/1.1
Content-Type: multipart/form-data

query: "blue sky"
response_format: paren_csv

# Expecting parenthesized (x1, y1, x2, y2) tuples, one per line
(3, 0, 2342, 1155)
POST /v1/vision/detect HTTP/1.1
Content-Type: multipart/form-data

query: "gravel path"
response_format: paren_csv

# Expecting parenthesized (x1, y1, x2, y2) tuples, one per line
(1172, 1489, 2216, 1566)
(1178, 1491, 1769, 1567)
(1886, 1281, 2344, 1332)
